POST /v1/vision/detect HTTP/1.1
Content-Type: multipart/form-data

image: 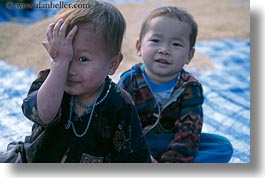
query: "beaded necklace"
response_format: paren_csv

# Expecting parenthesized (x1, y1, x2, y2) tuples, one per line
(74, 83, 111, 109)
(65, 81, 112, 137)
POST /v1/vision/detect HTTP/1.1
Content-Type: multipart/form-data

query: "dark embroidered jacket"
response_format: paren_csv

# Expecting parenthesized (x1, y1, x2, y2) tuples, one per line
(118, 63, 204, 163)
(21, 69, 151, 163)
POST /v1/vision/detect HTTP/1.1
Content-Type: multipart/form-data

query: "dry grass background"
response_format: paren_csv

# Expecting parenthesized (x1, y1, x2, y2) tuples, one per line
(0, 0, 250, 81)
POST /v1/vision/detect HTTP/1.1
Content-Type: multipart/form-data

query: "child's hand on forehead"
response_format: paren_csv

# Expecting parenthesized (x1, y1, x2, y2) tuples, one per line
(42, 19, 78, 64)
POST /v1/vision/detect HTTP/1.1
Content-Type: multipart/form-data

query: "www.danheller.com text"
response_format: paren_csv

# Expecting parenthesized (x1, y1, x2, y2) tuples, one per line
(6, 1, 90, 9)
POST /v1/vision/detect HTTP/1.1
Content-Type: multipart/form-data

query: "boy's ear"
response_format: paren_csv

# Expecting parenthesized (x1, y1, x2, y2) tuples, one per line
(108, 53, 123, 75)
(186, 48, 195, 64)
(136, 39, 142, 56)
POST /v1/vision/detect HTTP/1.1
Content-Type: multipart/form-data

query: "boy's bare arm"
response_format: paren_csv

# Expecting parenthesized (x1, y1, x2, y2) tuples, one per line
(37, 19, 78, 125)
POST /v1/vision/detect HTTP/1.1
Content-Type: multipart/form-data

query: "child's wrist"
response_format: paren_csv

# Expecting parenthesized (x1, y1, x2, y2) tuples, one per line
(50, 59, 70, 70)
(51, 58, 71, 65)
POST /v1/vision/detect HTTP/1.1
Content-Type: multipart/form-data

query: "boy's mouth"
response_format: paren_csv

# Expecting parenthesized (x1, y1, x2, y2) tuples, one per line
(154, 58, 170, 65)
(66, 80, 79, 86)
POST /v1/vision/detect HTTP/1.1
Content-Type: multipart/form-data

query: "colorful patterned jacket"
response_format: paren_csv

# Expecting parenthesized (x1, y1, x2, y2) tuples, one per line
(21, 69, 151, 163)
(118, 63, 204, 163)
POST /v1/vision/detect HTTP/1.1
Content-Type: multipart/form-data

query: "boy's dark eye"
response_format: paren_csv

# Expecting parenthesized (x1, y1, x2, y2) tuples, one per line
(151, 39, 159, 43)
(78, 57, 88, 62)
(173, 42, 182, 47)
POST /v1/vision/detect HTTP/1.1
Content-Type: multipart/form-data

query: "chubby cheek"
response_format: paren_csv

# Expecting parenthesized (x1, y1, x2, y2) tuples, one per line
(81, 70, 106, 88)
(142, 50, 155, 63)
(142, 45, 155, 55)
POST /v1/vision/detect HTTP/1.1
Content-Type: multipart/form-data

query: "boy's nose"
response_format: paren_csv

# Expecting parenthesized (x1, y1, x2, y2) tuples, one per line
(158, 43, 170, 55)
(158, 48, 170, 55)
(68, 61, 77, 76)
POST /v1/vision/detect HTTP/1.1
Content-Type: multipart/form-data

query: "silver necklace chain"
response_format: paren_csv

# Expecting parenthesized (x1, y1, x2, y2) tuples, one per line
(74, 83, 111, 109)
(65, 81, 112, 137)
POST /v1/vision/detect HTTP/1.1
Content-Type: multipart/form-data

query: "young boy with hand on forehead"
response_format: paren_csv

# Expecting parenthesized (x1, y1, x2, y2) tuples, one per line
(119, 6, 233, 163)
(0, 0, 151, 163)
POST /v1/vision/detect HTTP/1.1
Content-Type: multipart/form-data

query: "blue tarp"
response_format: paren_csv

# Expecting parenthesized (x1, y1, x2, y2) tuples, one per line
(0, 39, 250, 163)
(194, 39, 250, 163)
(0, 0, 80, 24)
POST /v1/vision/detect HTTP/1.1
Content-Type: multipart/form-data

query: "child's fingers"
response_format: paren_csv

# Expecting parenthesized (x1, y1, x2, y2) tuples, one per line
(42, 41, 49, 52)
(47, 23, 55, 42)
(59, 20, 69, 38)
(67, 26, 78, 40)
(53, 19, 64, 37)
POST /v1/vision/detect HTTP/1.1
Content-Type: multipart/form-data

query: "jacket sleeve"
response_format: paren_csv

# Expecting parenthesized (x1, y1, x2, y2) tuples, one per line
(21, 69, 61, 127)
(160, 83, 204, 163)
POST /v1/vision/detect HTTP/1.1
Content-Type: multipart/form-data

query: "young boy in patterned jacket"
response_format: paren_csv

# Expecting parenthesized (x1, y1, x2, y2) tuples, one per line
(118, 6, 233, 163)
